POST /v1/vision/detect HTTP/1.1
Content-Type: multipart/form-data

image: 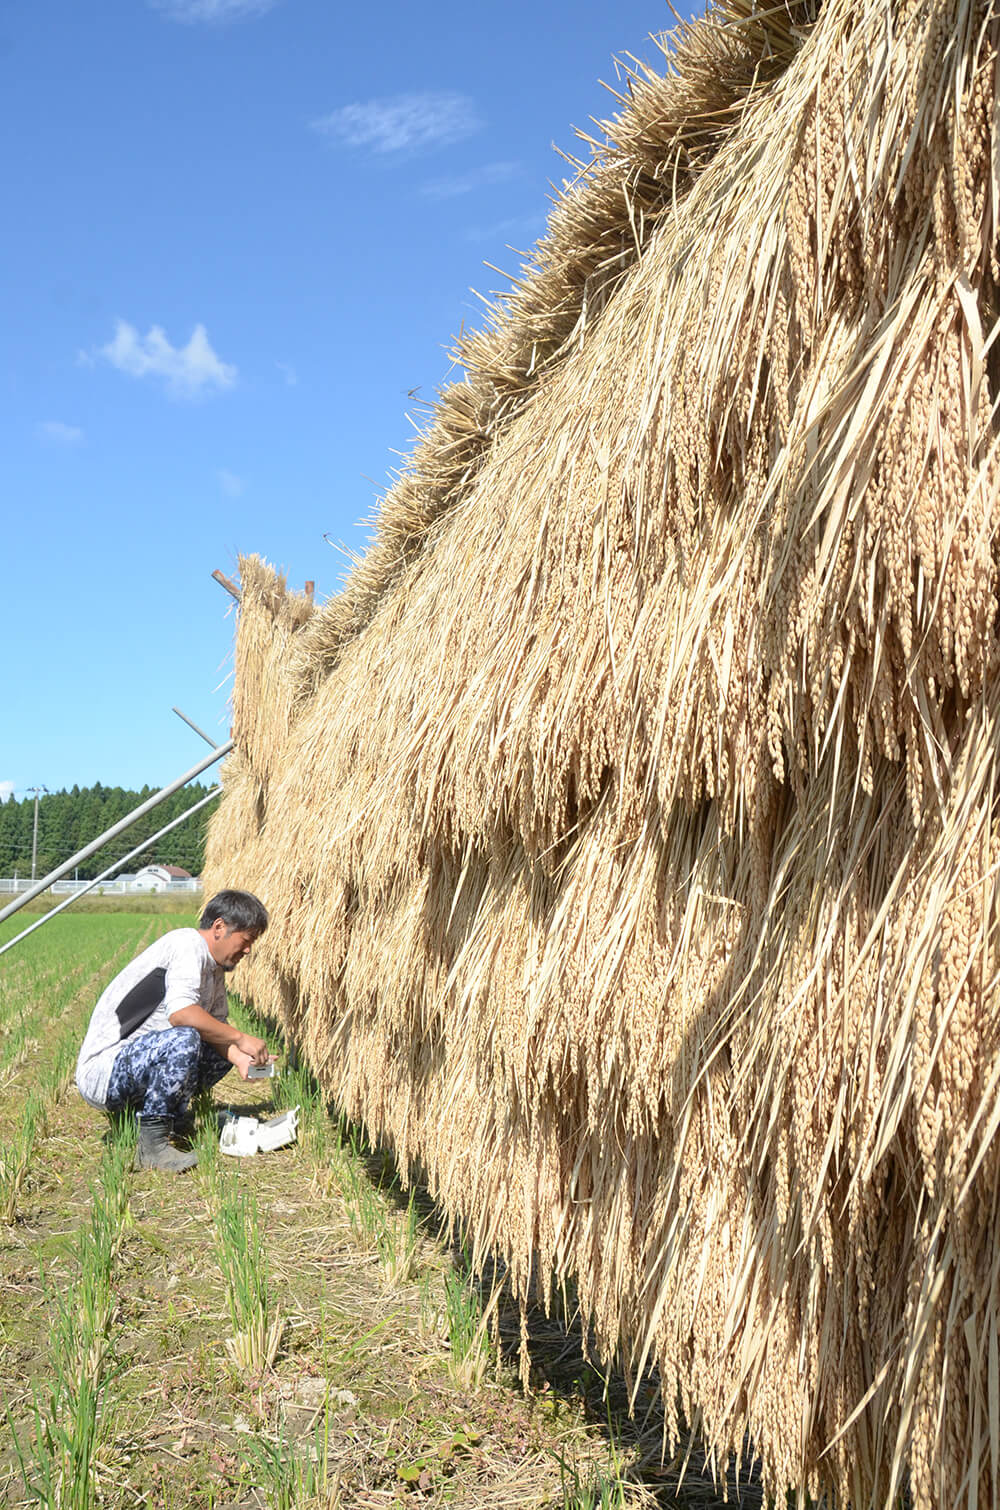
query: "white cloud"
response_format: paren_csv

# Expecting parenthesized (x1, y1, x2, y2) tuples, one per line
(312, 92, 481, 156)
(94, 320, 237, 399)
(217, 468, 244, 497)
(418, 160, 519, 201)
(150, 0, 278, 22)
(276, 360, 298, 387)
(464, 214, 544, 245)
(0, 781, 14, 802)
(36, 420, 84, 445)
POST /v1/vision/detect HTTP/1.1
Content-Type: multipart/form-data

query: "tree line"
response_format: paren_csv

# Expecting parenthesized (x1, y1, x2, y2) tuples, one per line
(0, 783, 220, 881)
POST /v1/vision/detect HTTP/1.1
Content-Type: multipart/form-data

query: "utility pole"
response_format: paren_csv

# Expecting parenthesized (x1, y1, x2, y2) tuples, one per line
(27, 786, 48, 881)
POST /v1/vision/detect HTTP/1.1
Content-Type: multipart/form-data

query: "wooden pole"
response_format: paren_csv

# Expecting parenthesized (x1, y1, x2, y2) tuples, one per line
(212, 568, 241, 602)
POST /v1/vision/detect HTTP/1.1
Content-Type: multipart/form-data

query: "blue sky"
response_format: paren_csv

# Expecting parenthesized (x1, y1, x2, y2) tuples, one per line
(2, 0, 700, 807)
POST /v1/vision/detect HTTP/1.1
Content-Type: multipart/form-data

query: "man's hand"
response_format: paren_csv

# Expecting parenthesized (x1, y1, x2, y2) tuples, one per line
(226, 1034, 271, 1080)
(167, 1004, 274, 1079)
(236, 1030, 268, 1065)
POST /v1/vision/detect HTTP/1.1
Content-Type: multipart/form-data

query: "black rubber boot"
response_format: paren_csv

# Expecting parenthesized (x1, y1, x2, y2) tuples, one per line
(137, 1116, 198, 1173)
(173, 1104, 196, 1138)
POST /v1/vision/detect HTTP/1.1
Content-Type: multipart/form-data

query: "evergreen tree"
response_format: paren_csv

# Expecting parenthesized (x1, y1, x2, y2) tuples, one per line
(0, 784, 219, 880)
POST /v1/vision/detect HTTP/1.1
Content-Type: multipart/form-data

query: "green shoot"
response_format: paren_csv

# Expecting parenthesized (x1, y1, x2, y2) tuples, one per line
(213, 1176, 283, 1371)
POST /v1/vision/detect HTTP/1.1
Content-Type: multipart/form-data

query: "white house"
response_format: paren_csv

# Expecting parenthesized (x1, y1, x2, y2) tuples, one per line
(132, 864, 196, 892)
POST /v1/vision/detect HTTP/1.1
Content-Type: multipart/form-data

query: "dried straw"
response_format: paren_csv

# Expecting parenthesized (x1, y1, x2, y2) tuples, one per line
(205, 2, 1000, 1503)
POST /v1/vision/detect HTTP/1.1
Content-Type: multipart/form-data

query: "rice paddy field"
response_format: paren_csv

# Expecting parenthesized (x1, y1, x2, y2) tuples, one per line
(0, 909, 755, 1509)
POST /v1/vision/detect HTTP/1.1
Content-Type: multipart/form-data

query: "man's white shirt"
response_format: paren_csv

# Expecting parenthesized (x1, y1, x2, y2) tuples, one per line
(75, 928, 228, 1107)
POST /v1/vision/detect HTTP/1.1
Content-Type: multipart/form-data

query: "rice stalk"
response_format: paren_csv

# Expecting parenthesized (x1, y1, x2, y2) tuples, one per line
(214, 1177, 284, 1372)
(0, 1090, 47, 1223)
(8, 1120, 135, 1508)
(240, 1394, 344, 1509)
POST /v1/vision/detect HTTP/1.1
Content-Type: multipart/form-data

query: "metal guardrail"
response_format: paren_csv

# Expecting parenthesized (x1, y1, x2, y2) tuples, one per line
(0, 878, 203, 895)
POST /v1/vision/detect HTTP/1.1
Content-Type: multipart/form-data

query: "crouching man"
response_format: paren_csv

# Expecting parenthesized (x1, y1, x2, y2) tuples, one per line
(75, 889, 271, 1172)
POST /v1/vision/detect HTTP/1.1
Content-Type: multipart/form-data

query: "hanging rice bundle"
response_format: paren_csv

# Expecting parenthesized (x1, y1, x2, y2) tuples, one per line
(204, 1, 1000, 1503)
(205, 558, 314, 883)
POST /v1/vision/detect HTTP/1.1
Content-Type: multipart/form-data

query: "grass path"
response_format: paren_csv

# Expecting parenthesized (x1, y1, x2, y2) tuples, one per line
(0, 911, 760, 1509)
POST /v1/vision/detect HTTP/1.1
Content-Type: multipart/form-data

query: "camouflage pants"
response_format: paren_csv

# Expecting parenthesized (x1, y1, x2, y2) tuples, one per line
(105, 1026, 231, 1119)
